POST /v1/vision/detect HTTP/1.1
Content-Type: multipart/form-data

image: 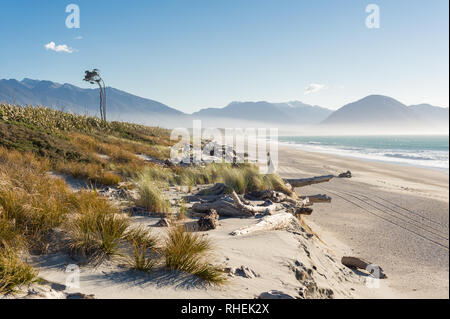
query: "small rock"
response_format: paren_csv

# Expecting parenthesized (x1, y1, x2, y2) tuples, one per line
(258, 290, 296, 299)
(155, 218, 172, 227)
(338, 170, 352, 178)
(197, 209, 219, 231)
(235, 266, 260, 279)
(222, 265, 260, 279)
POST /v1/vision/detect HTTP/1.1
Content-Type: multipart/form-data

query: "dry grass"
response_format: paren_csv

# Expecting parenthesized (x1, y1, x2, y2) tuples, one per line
(0, 244, 38, 294)
(56, 162, 122, 186)
(164, 226, 226, 285)
(125, 226, 160, 272)
(177, 200, 187, 220)
(136, 163, 291, 195)
(136, 177, 171, 215)
(0, 148, 74, 252)
(67, 191, 129, 261)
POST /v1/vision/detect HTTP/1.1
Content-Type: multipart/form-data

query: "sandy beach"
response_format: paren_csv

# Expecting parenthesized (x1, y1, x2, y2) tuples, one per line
(277, 145, 449, 298)
(12, 144, 448, 300)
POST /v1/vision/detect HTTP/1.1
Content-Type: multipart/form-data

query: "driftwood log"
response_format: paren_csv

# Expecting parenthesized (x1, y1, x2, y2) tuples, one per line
(245, 190, 309, 207)
(341, 256, 387, 279)
(191, 191, 278, 217)
(191, 196, 250, 217)
(300, 194, 332, 203)
(230, 213, 300, 236)
(285, 175, 334, 188)
(231, 191, 276, 215)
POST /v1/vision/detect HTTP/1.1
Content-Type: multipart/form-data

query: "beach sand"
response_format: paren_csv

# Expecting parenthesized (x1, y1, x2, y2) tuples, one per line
(277, 145, 449, 298)
(21, 146, 448, 299)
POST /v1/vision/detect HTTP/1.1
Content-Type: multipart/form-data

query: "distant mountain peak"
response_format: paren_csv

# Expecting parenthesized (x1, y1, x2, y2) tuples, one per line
(193, 100, 333, 125)
(320, 94, 448, 133)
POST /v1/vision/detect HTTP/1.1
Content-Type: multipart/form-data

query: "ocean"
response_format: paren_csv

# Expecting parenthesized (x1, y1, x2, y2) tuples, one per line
(278, 135, 449, 170)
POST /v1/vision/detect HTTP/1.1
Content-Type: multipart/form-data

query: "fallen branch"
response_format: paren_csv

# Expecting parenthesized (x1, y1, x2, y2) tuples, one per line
(230, 212, 300, 236)
(301, 194, 332, 203)
(341, 256, 387, 279)
(284, 175, 334, 188)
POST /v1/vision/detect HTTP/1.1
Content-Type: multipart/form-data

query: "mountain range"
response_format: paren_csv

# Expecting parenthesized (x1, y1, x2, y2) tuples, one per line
(0, 78, 184, 125)
(0, 78, 448, 133)
(321, 95, 448, 133)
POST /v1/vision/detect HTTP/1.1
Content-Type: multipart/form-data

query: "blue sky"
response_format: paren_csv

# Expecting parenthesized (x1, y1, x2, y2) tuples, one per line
(0, 0, 448, 112)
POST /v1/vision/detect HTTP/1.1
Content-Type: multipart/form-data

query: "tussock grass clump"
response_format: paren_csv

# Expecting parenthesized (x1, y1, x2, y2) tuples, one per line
(164, 226, 226, 285)
(0, 244, 37, 294)
(177, 200, 187, 220)
(0, 219, 23, 250)
(125, 227, 160, 272)
(136, 177, 171, 215)
(68, 192, 129, 261)
(57, 162, 122, 186)
(0, 148, 75, 252)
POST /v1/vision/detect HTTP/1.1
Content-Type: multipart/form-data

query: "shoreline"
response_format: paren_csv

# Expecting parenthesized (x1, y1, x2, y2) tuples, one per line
(276, 140, 449, 173)
(277, 145, 449, 298)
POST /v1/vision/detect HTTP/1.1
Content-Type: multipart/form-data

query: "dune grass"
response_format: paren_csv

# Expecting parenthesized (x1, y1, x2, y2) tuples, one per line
(56, 161, 122, 186)
(0, 104, 298, 288)
(136, 176, 171, 215)
(0, 244, 38, 294)
(67, 191, 129, 261)
(164, 226, 226, 285)
(0, 148, 75, 252)
(136, 163, 291, 195)
(125, 226, 160, 272)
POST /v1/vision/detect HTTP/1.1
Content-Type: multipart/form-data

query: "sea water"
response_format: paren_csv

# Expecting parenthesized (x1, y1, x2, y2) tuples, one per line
(278, 135, 449, 171)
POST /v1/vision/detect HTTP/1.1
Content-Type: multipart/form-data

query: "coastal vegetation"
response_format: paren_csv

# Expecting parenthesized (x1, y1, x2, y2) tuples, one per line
(0, 104, 292, 292)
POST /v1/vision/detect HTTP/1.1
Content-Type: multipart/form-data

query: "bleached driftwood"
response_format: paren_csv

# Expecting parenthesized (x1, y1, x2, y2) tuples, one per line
(301, 194, 332, 203)
(285, 175, 334, 188)
(191, 197, 250, 217)
(231, 191, 276, 215)
(245, 190, 309, 207)
(230, 212, 299, 236)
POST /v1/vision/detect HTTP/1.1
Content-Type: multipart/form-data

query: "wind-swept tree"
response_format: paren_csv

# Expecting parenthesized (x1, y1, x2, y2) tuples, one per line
(83, 69, 107, 121)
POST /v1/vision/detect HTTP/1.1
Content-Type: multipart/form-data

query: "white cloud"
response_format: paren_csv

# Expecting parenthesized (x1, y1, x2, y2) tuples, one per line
(304, 83, 327, 95)
(44, 42, 74, 53)
(74, 36, 83, 40)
